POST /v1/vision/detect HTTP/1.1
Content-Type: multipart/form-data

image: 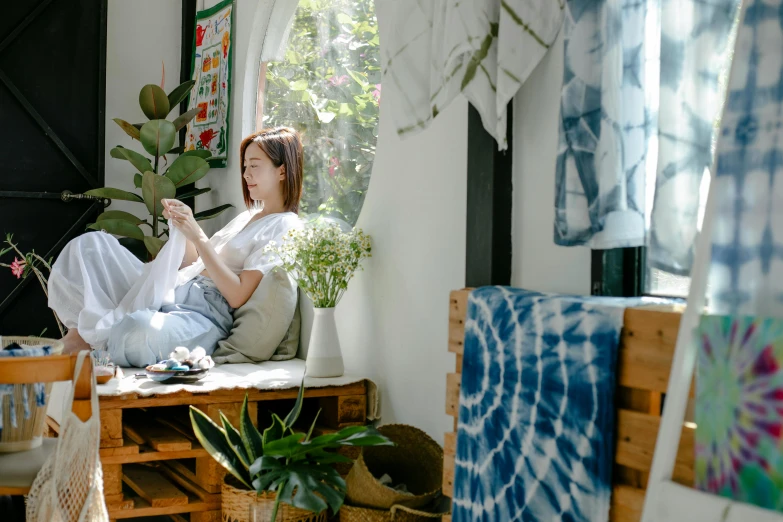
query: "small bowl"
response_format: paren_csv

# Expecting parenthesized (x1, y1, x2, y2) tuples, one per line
(95, 365, 116, 384)
(145, 365, 210, 383)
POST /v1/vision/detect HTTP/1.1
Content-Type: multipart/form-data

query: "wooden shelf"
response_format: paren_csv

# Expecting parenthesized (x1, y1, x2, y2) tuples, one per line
(109, 495, 218, 519)
(101, 439, 208, 465)
(110, 463, 220, 519)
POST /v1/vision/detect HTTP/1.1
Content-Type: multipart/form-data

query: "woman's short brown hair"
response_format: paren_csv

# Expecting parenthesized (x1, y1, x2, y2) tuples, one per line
(239, 127, 303, 212)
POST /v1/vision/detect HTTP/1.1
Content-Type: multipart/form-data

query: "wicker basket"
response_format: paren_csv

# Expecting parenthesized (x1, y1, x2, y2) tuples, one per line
(0, 336, 64, 453)
(339, 503, 448, 522)
(345, 424, 443, 510)
(222, 476, 329, 522)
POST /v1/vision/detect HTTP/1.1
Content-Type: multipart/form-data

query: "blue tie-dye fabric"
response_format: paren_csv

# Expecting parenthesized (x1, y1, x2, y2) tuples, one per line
(555, 0, 739, 276)
(0, 345, 52, 433)
(708, 0, 783, 317)
(452, 287, 628, 522)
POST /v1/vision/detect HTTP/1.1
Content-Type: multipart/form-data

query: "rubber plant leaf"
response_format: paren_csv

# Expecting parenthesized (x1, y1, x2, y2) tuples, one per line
(139, 84, 170, 120)
(141, 171, 176, 217)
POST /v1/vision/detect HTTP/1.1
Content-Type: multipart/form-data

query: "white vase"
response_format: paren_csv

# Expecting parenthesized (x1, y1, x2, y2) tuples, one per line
(305, 307, 344, 378)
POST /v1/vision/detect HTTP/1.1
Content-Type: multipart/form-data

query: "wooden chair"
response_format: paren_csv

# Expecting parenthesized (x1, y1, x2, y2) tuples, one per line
(0, 352, 93, 495)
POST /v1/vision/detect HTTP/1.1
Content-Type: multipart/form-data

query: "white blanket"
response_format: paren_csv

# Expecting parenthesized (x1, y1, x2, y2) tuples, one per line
(48, 359, 378, 424)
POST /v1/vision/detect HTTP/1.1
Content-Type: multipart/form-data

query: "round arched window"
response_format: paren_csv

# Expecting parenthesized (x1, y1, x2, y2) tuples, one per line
(260, 0, 380, 226)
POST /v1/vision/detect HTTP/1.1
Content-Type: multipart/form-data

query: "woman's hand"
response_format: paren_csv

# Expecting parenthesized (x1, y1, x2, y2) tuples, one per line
(162, 199, 207, 244)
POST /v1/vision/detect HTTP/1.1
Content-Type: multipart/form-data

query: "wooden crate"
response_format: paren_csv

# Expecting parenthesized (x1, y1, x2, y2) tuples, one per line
(80, 381, 370, 521)
(443, 289, 692, 522)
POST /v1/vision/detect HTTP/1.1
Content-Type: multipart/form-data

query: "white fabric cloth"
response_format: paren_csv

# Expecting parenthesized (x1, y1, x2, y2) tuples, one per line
(27, 351, 109, 522)
(48, 359, 379, 421)
(48, 210, 303, 350)
(177, 211, 303, 284)
(380, 0, 563, 150)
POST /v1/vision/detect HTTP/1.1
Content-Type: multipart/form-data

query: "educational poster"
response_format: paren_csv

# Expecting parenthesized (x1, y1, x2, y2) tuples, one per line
(185, 0, 233, 168)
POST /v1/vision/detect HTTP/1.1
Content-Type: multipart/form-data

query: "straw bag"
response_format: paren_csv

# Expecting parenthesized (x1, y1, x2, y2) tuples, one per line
(345, 424, 443, 510)
(339, 503, 449, 522)
(222, 476, 328, 522)
(26, 350, 109, 522)
(0, 336, 64, 453)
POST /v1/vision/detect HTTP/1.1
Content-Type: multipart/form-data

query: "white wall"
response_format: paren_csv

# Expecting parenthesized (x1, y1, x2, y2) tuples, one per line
(334, 100, 467, 442)
(105, 0, 182, 216)
(511, 32, 591, 295)
(196, 0, 262, 236)
(331, 3, 467, 443)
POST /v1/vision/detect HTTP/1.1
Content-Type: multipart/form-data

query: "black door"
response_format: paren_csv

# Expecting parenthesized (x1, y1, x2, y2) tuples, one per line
(0, 0, 107, 337)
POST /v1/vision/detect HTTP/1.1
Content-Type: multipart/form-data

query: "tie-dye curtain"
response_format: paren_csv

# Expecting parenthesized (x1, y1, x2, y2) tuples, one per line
(380, 0, 564, 150)
(707, 0, 783, 317)
(555, 0, 739, 276)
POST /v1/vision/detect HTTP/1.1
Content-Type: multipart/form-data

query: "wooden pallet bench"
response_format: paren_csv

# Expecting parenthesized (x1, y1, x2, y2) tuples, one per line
(442, 289, 694, 522)
(49, 375, 371, 522)
(100, 381, 369, 521)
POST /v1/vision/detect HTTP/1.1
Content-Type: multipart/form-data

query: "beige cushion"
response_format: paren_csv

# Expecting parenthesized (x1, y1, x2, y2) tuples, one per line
(212, 268, 300, 363)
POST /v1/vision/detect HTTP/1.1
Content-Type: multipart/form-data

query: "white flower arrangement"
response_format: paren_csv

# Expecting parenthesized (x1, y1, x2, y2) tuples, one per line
(263, 223, 372, 308)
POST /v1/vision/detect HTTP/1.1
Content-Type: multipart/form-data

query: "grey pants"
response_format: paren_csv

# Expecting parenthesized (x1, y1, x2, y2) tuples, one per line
(107, 275, 235, 368)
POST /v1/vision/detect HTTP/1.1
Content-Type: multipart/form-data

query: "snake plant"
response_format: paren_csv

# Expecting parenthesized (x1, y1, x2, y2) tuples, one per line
(190, 381, 391, 519)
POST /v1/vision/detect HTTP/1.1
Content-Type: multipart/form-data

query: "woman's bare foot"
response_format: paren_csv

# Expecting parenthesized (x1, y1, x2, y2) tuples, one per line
(61, 328, 90, 354)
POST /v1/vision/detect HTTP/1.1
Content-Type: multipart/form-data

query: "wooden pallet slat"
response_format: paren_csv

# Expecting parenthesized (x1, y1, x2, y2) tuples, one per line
(319, 394, 367, 428)
(445, 372, 460, 417)
(100, 382, 368, 409)
(124, 416, 192, 452)
(615, 409, 694, 486)
(165, 460, 199, 485)
(109, 496, 217, 520)
(104, 463, 123, 497)
(100, 439, 140, 458)
(618, 307, 684, 394)
(160, 462, 219, 504)
(443, 432, 456, 498)
(100, 409, 124, 448)
(101, 443, 208, 465)
(123, 465, 189, 508)
(610, 485, 646, 522)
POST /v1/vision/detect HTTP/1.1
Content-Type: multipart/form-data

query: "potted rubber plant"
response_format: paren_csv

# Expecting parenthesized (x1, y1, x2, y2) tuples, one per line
(190, 382, 392, 521)
(85, 77, 232, 260)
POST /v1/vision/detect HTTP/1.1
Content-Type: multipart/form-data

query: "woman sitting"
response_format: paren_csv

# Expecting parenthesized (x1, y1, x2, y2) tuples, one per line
(48, 127, 304, 367)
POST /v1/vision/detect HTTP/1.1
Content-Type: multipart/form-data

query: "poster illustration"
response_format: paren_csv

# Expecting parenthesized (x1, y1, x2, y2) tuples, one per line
(185, 0, 233, 168)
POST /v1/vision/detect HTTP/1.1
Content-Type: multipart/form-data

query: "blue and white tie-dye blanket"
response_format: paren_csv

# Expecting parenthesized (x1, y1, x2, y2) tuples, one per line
(452, 287, 631, 522)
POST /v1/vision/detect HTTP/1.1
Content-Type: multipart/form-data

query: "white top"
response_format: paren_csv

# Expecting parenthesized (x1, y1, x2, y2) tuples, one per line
(177, 210, 303, 285)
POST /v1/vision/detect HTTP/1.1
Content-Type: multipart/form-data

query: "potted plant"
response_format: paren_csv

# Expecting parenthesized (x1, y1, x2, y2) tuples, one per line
(85, 76, 233, 260)
(190, 381, 391, 521)
(263, 222, 372, 377)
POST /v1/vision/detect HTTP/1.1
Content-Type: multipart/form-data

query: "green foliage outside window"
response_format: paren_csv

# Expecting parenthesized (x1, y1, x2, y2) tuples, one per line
(263, 0, 379, 226)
